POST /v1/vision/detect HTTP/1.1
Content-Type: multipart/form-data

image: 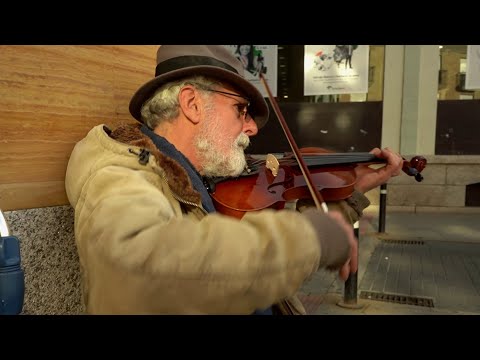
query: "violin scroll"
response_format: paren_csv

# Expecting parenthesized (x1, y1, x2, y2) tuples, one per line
(402, 156, 427, 182)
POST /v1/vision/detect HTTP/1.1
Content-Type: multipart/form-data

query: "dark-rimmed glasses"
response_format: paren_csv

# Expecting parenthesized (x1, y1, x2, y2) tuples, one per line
(202, 88, 252, 122)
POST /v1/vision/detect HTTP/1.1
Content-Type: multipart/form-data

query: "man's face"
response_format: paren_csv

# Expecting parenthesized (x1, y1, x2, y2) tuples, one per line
(194, 87, 258, 177)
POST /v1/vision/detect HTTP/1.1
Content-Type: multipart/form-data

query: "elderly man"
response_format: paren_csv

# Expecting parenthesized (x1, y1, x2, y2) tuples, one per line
(65, 45, 402, 314)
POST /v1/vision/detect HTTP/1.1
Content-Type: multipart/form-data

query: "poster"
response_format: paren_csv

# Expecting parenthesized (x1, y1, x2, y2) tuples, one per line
(304, 45, 370, 96)
(465, 45, 480, 90)
(223, 45, 278, 97)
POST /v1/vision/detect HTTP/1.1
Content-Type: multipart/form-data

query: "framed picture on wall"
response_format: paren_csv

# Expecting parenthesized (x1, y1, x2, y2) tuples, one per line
(223, 45, 278, 97)
(304, 45, 370, 96)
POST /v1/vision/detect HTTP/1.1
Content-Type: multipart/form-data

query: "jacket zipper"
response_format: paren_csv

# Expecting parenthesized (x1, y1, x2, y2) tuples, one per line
(128, 147, 208, 216)
(159, 172, 208, 216)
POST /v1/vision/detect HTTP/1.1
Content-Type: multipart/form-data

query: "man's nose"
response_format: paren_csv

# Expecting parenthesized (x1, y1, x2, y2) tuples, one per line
(243, 116, 258, 136)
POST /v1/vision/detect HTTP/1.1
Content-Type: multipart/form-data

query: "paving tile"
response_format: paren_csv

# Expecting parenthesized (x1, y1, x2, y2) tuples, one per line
(299, 211, 480, 315)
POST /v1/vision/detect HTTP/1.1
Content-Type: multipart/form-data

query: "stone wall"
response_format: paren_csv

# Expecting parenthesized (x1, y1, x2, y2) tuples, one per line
(365, 155, 480, 212)
(3, 206, 84, 315)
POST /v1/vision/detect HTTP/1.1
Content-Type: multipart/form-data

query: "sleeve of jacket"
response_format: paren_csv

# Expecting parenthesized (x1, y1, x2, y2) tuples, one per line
(74, 165, 346, 314)
(296, 190, 370, 225)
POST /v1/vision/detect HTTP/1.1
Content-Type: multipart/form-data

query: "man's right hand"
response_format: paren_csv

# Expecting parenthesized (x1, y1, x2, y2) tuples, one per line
(325, 211, 358, 281)
(301, 208, 358, 281)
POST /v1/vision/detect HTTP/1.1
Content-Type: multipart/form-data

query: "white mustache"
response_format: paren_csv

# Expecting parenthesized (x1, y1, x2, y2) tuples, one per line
(237, 133, 250, 149)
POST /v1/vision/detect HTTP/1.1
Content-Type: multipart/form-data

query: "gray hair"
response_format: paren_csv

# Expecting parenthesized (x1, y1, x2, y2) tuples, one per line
(140, 76, 222, 129)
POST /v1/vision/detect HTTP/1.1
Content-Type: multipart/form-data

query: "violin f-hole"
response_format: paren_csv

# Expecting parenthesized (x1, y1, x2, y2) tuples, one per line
(266, 166, 294, 194)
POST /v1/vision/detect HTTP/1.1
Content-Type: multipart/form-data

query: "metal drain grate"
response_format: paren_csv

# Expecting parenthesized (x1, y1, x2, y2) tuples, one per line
(360, 290, 434, 307)
(380, 239, 425, 245)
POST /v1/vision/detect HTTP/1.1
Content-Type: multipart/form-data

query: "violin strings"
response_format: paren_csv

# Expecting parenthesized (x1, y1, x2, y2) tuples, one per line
(246, 153, 379, 172)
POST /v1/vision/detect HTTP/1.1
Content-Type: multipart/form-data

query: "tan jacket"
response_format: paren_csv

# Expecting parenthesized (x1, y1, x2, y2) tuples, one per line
(65, 123, 367, 314)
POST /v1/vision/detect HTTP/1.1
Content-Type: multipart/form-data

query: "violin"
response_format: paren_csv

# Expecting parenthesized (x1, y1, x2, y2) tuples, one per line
(207, 147, 426, 219)
(207, 73, 427, 219)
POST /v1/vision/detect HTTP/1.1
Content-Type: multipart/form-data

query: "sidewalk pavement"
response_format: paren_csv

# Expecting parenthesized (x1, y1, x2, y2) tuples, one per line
(298, 206, 480, 315)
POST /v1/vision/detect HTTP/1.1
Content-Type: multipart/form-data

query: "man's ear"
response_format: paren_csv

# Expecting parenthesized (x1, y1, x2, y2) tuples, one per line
(178, 85, 201, 125)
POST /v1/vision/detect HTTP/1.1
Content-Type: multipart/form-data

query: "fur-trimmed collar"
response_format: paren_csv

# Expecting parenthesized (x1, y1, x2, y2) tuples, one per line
(107, 123, 201, 206)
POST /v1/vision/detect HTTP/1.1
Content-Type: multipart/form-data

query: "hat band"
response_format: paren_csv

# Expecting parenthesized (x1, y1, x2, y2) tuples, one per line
(155, 55, 239, 77)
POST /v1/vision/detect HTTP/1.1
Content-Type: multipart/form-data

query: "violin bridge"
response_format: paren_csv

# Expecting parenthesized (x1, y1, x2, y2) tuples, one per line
(266, 153, 280, 177)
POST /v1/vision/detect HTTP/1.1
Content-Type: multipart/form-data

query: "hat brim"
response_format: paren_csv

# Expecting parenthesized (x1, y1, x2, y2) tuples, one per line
(129, 66, 269, 129)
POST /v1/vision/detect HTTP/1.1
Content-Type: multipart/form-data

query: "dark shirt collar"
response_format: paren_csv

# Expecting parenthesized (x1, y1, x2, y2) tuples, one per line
(140, 125, 216, 213)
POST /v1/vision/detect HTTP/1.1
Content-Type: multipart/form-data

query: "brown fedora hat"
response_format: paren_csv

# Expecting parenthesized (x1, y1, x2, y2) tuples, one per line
(129, 45, 270, 128)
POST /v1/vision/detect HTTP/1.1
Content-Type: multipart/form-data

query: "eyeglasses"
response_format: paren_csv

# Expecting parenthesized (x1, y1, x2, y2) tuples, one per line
(202, 88, 252, 122)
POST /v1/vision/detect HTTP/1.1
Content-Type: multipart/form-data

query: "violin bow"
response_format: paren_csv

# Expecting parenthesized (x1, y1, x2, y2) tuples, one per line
(259, 73, 329, 213)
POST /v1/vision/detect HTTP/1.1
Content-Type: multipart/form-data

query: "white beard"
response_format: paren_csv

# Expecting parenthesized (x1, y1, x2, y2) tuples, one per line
(194, 108, 250, 177)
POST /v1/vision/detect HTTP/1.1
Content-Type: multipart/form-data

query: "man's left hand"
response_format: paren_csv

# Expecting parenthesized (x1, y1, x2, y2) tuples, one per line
(354, 147, 403, 194)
